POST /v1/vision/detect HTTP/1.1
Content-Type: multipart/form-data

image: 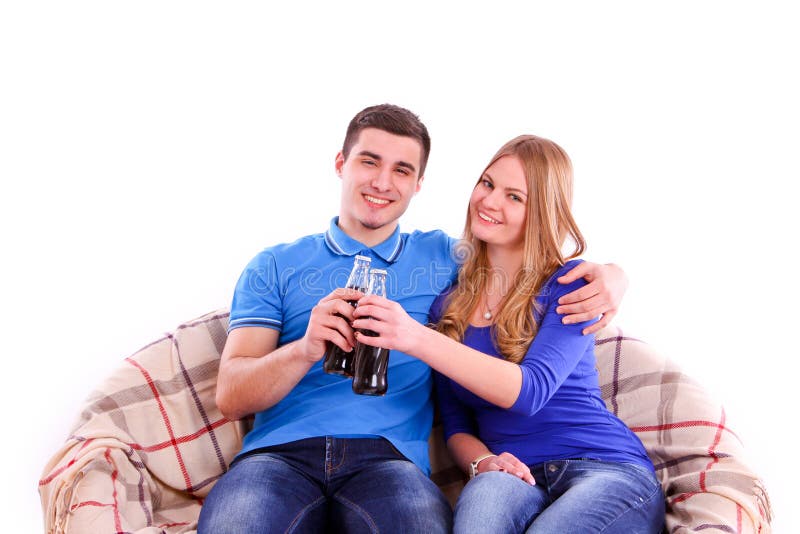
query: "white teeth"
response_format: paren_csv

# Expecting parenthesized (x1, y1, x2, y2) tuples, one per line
(365, 194, 390, 205)
(479, 212, 500, 224)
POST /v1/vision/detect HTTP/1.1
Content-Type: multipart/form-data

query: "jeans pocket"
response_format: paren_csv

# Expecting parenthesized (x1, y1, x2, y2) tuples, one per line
(623, 462, 662, 493)
(383, 439, 411, 462)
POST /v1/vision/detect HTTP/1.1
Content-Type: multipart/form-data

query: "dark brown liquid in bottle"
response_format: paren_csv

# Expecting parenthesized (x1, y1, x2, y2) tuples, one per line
(351, 327, 390, 396)
(321, 294, 364, 377)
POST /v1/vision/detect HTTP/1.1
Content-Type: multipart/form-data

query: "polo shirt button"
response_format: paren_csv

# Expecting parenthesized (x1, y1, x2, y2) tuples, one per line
(548, 464, 558, 473)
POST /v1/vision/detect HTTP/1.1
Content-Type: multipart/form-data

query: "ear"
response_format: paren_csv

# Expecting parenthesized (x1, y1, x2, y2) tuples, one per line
(335, 151, 345, 178)
(414, 174, 425, 194)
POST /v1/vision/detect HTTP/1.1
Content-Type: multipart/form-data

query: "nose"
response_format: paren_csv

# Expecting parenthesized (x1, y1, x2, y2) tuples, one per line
(370, 167, 392, 192)
(481, 187, 502, 210)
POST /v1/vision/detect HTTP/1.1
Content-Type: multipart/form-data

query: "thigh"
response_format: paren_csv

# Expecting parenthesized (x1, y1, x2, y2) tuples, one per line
(529, 461, 664, 534)
(198, 453, 327, 534)
(454, 471, 549, 534)
(330, 458, 452, 534)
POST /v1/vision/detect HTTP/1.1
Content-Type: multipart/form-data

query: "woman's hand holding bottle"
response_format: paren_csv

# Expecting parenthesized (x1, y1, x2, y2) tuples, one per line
(351, 295, 428, 356)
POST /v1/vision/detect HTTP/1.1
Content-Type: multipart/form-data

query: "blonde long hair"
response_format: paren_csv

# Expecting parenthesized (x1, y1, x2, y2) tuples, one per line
(437, 135, 587, 363)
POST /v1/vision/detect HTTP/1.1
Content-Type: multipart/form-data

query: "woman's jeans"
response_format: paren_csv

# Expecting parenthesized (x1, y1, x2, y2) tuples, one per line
(454, 459, 665, 533)
(198, 437, 452, 534)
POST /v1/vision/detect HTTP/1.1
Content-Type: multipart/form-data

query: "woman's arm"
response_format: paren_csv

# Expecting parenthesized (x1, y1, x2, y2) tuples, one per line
(353, 306, 524, 408)
(447, 432, 494, 474)
(352, 270, 595, 412)
(435, 372, 535, 485)
(447, 433, 535, 484)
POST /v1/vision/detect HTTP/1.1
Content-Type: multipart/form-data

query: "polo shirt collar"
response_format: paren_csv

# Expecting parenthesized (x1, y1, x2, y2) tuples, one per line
(325, 217, 404, 263)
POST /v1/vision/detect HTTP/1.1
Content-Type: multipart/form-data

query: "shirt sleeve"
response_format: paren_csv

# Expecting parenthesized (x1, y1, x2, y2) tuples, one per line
(427, 290, 451, 324)
(434, 370, 478, 441)
(508, 261, 598, 416)
(228, 250, 283, 333)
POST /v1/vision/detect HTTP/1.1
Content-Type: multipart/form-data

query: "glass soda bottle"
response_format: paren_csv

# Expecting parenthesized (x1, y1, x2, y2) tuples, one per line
(322, 255, 371, 376)
(352, 269, 391, 396)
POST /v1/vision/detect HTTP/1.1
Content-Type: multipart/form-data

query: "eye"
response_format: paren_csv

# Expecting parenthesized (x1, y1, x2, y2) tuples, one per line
(396, 167, 410, 176)
(481, 179, 493, 189)
(510, 194, 523, 203)
(362, 159, 377, 166)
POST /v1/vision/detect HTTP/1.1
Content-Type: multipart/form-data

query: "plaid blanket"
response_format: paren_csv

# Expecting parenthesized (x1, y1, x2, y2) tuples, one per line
(39, 310, 772, 533)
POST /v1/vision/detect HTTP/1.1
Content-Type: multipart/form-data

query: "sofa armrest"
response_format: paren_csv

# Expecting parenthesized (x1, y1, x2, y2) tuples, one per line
(594, 325, 773, 533)
(40, 437, 202, 534)
(40, 310, 244, 534)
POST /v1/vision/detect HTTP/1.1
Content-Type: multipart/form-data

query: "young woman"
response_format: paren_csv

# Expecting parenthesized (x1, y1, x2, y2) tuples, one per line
(352, 135, 665, 532)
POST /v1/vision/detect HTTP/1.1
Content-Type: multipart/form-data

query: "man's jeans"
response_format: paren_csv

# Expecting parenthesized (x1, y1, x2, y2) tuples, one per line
(198, 437, 452, 533)
(454, 459, 665, 533)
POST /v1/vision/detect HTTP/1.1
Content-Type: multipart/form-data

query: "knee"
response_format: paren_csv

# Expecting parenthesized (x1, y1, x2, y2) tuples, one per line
(338, 460, 452, 533)
(203, 476, 259, 511)
(457, 471, 531, 505)
(198, 476, 261, 532)
(383, 463, 452, 531)
(199, 456, 312, 533)
(454, 473, 545, 534)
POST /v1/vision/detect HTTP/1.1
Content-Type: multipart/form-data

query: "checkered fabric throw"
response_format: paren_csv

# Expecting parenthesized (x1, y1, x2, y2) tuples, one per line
(39, 310, 772, 533)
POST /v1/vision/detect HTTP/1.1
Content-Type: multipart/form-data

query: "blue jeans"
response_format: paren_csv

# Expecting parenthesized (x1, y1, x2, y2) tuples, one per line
(454, 459, 665, 533)
(198, 437, 452, 533)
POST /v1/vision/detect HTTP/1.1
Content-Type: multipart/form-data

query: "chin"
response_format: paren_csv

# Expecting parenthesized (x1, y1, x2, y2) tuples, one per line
(470, 221, 493, 240)
(358, 215, 393, 230)
(472, 232, 498, 247)
(359, 205, 403, 230)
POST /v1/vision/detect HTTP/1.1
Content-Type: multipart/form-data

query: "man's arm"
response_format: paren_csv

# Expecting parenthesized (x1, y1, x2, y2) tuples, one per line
(216, 328, 309, 420)
(556, 262, 628, 335)
(216, 288, 363, 420)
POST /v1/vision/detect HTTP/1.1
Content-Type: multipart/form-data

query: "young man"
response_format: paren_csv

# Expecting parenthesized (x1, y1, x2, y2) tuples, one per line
(198, 104, 626, 533)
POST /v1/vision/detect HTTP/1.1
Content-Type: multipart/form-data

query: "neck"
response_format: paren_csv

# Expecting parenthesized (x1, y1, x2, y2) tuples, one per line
(337, 215, 398, 248)
(484, 244, 524, 294)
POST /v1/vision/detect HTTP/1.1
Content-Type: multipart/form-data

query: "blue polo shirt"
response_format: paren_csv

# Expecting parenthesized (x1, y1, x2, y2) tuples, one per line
(229, 217, 458, 474)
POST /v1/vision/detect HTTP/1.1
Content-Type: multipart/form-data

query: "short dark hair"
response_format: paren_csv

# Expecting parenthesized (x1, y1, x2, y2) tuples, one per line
(342, 104, 431, 177)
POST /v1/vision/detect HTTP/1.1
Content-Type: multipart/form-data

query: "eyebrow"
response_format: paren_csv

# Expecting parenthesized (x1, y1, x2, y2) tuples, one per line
(484, 171, 527, 197)
(358, 150, 417, 173)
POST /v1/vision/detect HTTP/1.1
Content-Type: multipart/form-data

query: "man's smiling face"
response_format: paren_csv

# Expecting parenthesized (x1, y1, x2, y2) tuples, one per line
(335, 127, 424, 244)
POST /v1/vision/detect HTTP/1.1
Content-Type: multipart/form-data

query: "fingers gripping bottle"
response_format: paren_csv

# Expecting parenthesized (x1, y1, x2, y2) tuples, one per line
(322, 255, 371, 376)
(352, 269, 391, 396)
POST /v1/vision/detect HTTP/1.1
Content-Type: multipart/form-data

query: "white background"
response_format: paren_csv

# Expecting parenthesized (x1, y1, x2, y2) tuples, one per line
(2, 1, 797, 531)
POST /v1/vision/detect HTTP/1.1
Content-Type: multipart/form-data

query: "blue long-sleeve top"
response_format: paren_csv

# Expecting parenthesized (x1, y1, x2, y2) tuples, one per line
(432, 260, 654, 471)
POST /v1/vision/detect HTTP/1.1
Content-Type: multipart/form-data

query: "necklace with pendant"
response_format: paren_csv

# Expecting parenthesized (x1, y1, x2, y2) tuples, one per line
(483, 297, 499, 320)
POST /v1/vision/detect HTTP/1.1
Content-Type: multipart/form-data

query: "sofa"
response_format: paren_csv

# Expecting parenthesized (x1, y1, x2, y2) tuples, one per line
(39, 309, 773, 533)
